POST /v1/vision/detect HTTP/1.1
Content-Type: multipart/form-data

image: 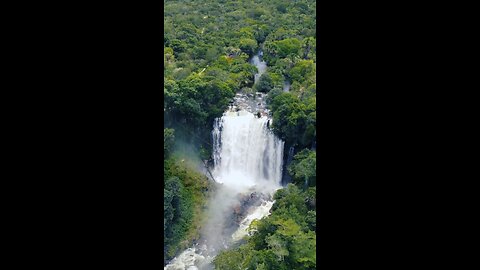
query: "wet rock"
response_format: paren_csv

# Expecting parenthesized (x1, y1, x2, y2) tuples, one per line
(233, 204, 241, 215)
(230, 191, 268, 223)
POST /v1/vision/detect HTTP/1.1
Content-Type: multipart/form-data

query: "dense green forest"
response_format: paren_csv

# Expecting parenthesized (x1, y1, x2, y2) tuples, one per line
(164, 0, 317, 268)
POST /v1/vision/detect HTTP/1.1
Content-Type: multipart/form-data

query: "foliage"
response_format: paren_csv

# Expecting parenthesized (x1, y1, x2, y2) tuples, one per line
(164, 0, 317, 268)
(164, 0, 316, 149)
(163, 157, 211, 262)
(289, 60, 315, 83)
(164, 128, 175, 158)
(239, 38, 258, 56)
(214, 184, 316, 270)
(288, 149, 317, 188)
(254, 73, 274, 93)
(268, 92, 315, 148)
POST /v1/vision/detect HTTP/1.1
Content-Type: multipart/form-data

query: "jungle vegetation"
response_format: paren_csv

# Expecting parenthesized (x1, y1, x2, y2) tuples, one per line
(164, 0, 317, 267)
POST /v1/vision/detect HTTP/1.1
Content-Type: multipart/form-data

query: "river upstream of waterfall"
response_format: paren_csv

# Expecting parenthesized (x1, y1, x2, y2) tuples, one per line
(165, 50, 285, 270)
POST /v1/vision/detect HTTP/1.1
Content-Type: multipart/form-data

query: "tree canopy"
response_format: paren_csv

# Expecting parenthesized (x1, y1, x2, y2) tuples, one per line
(164, 0, 317, 268)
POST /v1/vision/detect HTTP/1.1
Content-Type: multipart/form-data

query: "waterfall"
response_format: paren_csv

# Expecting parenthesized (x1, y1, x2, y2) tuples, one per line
(212, 111, 284, 191)
(165, 111, 284, 270)
(165, 43, 284, 270)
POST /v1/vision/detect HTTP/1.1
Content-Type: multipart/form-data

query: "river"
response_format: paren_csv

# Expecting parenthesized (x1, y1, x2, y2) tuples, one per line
(164, 50, 285, 270)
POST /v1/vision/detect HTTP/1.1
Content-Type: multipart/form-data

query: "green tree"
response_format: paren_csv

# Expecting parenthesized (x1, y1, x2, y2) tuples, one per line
(291, 231, 316, 269)
(302, 37, 316, 59)
(239, 38, 258, 56)
(270, 93, 308, 145)
(255, 73, 274, 93)
(274, 38, 301, 58)
(214, 247, 246, 270)
(164, 128, 175, 158)
(289, 60, 315, 83)
(288, 149, 316, 188)
(266, 233, 289, 261)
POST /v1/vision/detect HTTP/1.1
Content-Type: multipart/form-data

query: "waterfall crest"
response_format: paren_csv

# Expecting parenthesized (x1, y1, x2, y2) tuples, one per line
(165, 50, 285, 270)
(165, 111, 284, 270)
(212, 111, 284, 192)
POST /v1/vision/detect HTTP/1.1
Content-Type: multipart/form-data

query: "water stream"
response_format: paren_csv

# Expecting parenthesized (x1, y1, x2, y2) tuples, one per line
(250, 50, 267, 84)
(283, 80, 291, 92)
(165, 50, 284, 270)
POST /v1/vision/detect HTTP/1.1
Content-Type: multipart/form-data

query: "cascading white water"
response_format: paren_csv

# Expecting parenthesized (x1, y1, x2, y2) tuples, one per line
(212, 111, 284, 192)
(165, 111, 284, 270)
(231, 200, 274, 242)
(165, 47, 284, 270)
